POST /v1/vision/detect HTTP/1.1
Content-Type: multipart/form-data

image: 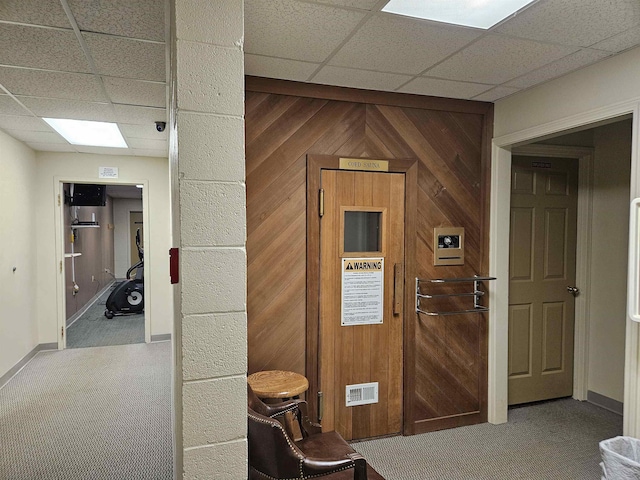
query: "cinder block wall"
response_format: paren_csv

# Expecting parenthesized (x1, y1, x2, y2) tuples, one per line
(173, 0, 247, 478)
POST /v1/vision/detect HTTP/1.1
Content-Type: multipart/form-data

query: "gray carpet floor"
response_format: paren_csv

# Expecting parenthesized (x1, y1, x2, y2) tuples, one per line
(0, 342, 172, 480)
(353, 398, 623, 479)
(67, 283, 144, 349)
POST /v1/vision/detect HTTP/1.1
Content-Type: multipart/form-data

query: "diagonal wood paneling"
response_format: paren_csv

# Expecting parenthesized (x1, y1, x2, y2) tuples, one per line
(246, 81, 490, 433)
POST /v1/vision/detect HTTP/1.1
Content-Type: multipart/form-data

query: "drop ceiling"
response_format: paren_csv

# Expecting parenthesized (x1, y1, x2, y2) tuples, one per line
(1, 0, 639, 157)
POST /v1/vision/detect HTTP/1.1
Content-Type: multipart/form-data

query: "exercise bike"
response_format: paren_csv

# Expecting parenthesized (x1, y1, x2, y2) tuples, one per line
(104, 229, 144, 319)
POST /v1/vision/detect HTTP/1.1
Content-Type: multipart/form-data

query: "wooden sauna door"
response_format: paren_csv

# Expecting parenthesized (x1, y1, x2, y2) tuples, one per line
(318, 169, 405, 441)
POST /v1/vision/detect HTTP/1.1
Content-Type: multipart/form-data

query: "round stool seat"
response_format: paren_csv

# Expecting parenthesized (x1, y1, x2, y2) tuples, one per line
(247, 370, 309, 399)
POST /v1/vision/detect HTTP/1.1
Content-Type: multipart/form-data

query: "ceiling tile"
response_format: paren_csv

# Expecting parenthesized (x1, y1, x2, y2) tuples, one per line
(0, 95, 32, 116)
(75, 145, 134, 156)
(119, 123, 168, 140)
(329, 14, 482, 75)
(18, 96, 116, 122)
(0, 24, 90, 73)
(67, 0, 165, 42)
(0, 115, 52, 132)
(398, 77, 491, 99)
(313, 66, 412, 91)
(26, 142, 78, 152)
(245, 0, 366, 62)
(84, 33, 165, 82)
(592, 26, 640, 53)
(0, 0, 70, 28)
(495, 0, 640, 47)
(0, 67, 105, 102)
(126, 137, 168, 150)
(114, 105, 166, 125)
(426, 34, 579, 84)
(4, 129, 66, 144)
(472, 86, 521, 102)
(245, 54, 319, 82)
(103, 77, 165, 108)
(505, 48, 612, 89)
(131, 148, 168, 158)
(314, 0, 380, 9)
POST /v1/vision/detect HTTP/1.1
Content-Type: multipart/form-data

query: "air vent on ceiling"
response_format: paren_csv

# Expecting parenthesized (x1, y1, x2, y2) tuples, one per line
(345, 382, 378, 407)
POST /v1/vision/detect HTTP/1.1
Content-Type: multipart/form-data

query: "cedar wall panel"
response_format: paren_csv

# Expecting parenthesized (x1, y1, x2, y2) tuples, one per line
(246, 79, 492, 432)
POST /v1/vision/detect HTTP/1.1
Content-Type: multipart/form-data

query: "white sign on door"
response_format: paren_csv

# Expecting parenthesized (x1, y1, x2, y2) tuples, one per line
(341, 257, 384, 326)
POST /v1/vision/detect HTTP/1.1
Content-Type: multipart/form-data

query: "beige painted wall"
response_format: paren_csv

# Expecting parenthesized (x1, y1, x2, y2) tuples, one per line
(34, 152, 172, 343)
(0, 131, 38, 378)
(588, 121, 632, 402)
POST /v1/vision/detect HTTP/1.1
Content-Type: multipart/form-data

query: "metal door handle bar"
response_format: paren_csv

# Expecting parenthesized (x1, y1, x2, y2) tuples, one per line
(416, 275, 496, 316)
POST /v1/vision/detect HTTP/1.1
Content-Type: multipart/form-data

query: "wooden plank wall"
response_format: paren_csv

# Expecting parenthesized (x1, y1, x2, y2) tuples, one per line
(246, 77, 493, 433)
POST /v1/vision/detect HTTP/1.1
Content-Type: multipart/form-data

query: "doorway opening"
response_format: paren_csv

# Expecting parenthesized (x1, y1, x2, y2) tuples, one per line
(60, 182, 148, 349)
(504, 118, 632, 421)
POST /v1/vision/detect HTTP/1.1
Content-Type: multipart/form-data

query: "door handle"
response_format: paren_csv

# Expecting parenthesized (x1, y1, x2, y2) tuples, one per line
(393, 263, 403, 315)
(567, 286, 580, 297)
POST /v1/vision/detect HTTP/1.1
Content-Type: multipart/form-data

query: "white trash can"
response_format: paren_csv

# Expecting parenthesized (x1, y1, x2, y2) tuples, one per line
(600, 436, 640, 479)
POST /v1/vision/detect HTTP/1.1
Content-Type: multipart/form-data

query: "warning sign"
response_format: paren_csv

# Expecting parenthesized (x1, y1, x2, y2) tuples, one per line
(341, 257, 384, 326)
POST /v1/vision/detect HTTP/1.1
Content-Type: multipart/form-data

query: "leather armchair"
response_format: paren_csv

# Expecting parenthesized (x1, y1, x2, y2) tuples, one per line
(248, 385, 383, 479)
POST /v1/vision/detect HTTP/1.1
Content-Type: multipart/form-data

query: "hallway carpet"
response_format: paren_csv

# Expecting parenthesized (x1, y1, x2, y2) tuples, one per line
(352, 398, 622, 479)
(0, 342, 172, 480)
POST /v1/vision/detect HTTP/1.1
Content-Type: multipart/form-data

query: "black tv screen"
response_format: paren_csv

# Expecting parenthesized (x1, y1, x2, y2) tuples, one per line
(71, 184, 106, 206)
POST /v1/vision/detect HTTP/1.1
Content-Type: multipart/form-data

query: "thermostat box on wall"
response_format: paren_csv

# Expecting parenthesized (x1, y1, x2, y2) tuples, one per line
(433, 227, 465, 266)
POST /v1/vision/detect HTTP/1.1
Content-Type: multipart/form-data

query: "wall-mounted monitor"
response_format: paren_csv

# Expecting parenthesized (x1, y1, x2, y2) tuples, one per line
(70, 184, 107, 206)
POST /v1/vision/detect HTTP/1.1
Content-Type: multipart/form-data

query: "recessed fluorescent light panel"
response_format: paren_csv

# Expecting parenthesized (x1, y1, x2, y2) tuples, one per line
(382, 0, 536, 29)
(43, 118, 128, 148)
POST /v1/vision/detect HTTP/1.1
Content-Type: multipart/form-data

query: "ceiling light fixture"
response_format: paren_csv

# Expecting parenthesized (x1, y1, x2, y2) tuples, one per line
(381, 0, 536, 29)
(136, 184, 144, 189)
(43, 118, 128, 148)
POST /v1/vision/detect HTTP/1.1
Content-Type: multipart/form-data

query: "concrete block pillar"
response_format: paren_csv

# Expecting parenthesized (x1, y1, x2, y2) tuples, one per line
(170, 1, 246, 478)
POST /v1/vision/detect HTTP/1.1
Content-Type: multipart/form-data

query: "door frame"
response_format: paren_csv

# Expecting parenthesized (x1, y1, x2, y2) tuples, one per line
(54, 177, 151, 349)
(509, 145, 594, 403)
(489, 102, 639, 434)
(306, 154, 418, 434)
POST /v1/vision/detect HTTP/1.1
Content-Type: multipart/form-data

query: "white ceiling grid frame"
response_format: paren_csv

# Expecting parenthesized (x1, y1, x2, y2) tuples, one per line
(0, 0, 640, 150)
(0, 0, 168, 156)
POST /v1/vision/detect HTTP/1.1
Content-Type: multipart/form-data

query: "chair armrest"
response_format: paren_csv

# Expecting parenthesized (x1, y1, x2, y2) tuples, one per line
(347, 453, 368, 480)
(258, 398, 305, 418)
(296, 401, 322, 436)
(302, 454, 367, 479)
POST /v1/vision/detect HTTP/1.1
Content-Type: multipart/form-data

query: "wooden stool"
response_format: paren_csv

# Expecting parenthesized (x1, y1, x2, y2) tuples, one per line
(247, 370, 309, 439)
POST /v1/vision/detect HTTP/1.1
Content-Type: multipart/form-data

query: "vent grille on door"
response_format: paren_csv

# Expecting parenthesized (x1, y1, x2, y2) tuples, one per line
(345, 382, 378, 407)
